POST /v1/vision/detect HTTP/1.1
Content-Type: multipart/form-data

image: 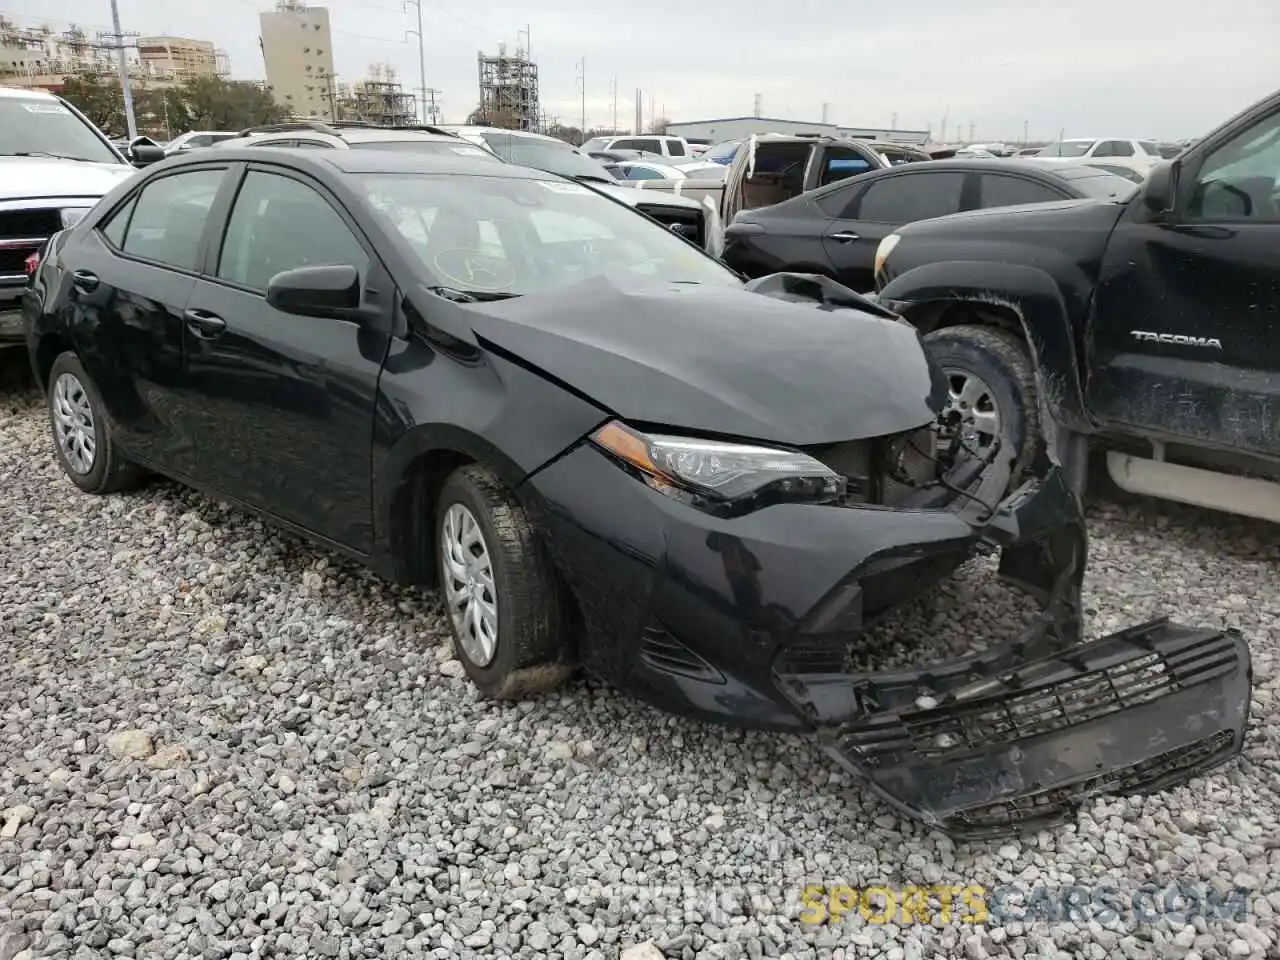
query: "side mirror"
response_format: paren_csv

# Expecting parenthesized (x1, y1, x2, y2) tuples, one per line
(1142, 160, 1176, 218)
(266, 264, 362, 319)
(127, 142, 166, 167)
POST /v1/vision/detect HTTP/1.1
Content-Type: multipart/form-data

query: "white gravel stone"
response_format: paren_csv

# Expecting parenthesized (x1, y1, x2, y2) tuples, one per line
(2, 375, 1279, 960)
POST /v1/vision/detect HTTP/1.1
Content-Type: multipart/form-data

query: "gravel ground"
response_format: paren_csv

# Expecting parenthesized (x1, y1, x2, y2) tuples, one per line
(2, 367, 1279, 960)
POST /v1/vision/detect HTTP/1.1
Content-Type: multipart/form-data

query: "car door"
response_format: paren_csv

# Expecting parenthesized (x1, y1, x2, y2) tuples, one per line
(181, 164, 394, 551)
(1088, 105, 1280, 458)
(64, 164, 231, 476)
(820, 169, 969, 292)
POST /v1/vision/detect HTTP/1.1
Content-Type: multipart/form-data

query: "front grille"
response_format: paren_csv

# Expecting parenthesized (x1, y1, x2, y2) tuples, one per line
(904, 630, 1239, 759)
(0, 208, 61, 286)
(946, 730, 1236, 835)
(636, 203, 705, 249)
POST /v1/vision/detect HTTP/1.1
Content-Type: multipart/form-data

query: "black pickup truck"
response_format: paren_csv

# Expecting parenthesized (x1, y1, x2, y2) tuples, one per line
(873, 87, 1280, 523)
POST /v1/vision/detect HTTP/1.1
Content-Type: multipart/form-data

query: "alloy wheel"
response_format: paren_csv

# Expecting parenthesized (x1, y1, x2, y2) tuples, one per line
(52, 372, 97, 474)
(940, 368, 1001, 451)
(440, 502, 499, 667)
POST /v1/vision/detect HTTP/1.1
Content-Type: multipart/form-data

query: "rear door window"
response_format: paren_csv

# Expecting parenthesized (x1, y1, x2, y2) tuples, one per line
(979, 174, 1066, 208)
(665, 139, 686, 156)
(119, 168, 226, 270)
(856, 171, 965, 223)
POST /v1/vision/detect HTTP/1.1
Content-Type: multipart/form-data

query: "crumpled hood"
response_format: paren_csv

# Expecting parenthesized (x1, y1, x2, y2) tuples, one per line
(461, 274, 941, 445)
(0, 157, 134, 201)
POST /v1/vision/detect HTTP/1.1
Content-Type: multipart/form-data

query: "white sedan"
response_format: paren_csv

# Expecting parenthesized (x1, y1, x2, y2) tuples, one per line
(613, 160, 726, 182)
(1027, 138, 1163, 174)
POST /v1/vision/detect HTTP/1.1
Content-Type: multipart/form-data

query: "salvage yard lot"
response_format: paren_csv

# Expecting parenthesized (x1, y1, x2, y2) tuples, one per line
(2, 376, 1279, 960)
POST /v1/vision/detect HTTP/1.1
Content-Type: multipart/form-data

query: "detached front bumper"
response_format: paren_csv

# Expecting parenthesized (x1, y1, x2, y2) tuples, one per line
(525, 444, 1252, 837)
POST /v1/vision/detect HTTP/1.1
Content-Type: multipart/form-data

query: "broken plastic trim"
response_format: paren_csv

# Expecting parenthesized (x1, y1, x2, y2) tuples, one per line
(774, 474, 1252, 839)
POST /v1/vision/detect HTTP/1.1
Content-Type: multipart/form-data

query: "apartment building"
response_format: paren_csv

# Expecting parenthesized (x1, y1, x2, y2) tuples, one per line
(136, 36, 223, 82)
(258, 0, 336, 120)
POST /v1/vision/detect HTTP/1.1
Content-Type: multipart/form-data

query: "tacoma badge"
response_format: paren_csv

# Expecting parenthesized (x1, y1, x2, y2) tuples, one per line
(1131, 330, 1223, 349)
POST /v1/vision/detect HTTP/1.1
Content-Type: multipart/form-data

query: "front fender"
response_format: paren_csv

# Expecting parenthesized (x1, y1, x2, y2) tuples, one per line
(879, 260, 1094, 431)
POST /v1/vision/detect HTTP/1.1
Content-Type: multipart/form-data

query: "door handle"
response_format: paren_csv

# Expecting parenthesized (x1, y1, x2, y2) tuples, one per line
(184, 308, 226, 338)
(826, 231, 860, 243)
(71, 270, 99, 293)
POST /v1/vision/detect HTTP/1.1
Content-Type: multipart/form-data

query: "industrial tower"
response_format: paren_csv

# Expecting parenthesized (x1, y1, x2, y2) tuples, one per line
(476, 41, 539, 131)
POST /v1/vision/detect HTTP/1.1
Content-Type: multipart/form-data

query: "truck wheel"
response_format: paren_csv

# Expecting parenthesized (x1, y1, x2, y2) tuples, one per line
(923, 325, 1039, 485)
(434, 464, 574, 699)
(46, 351, 146, 494)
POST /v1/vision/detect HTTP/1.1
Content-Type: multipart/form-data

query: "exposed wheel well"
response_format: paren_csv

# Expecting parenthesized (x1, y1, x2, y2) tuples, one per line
(388, 448, 475, 586)
(912, 299, 1027, 342)
(33, 334, 73, 391)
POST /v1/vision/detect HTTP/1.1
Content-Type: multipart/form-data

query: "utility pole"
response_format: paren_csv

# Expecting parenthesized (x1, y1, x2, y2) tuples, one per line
(634, 87, 641, 135)
(891, 111, 898, 131)
(968, 120, 975, 142)
(821, 102, 829, 123)
(101, 0, 138, 140)
(753, 92, 761, 118)
(609, 75, 617, 133)
(575, 58, 585, 132)
(403, 0, 427, 125)
(1023, 120, 1029, 145)
(424, 88, 441, 124)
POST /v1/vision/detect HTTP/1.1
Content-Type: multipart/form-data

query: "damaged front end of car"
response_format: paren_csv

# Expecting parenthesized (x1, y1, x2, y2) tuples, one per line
(753, 273, 1252, 840)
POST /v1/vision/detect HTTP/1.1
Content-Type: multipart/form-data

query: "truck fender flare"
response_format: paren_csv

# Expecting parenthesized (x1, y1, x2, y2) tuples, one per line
(879, 260, 1094, 432)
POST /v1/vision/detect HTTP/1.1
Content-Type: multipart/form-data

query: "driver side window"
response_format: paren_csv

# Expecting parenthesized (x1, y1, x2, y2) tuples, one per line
(1187, 110, 1280, 222)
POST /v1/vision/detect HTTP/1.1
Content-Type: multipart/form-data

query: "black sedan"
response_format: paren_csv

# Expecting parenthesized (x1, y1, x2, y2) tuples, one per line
(22, 148, 1241, 837)
(722, 159, 1139, 292)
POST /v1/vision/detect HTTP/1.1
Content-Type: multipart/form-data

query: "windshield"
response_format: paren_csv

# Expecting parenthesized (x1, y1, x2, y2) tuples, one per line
(360, 172, 740, 297)
(353, 140, 502, 160)
(580, 137, 609, 152)
(474, 133, 616, 182)
(1039, 140, 1095, 158)
(0, 96, 121, 163)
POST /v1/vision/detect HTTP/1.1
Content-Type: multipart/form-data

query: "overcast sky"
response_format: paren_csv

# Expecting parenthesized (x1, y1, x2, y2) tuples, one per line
(19, 0, 1280, 140)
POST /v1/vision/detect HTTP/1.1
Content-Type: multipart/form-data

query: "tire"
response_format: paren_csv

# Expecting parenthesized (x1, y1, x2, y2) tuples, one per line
(923, 324, 1039, 487)
(434, 464, 573, 699)
(45, 351, 145, 494)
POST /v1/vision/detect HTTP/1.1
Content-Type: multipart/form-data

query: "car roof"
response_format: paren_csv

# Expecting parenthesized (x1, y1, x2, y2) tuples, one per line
(338, 128, 465, 144)
(441, 125, 566, 144)
(163, 145, 559, 179)
(0, 85, 56, 100)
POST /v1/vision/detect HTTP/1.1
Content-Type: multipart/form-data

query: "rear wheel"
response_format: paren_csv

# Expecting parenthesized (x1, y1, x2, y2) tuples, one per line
(923, 324, 1039, 487)
(435, 464, 573, 699)
(46, 352, 145, 494)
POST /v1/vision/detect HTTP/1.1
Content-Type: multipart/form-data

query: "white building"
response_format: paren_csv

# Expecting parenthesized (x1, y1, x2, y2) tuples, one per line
(259, 0, 336, 120)
(665, 116, 931, 146)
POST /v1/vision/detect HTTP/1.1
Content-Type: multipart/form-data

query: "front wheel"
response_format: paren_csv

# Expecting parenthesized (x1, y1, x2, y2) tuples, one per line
(923, 324, 1039, 488)
(434, 464, 573, 699)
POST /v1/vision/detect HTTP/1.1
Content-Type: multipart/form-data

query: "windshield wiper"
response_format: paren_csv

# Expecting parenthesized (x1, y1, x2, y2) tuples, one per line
(569, 174, 615, 185)
(3, 151, 97, 162)
(426, 285, 518, 303)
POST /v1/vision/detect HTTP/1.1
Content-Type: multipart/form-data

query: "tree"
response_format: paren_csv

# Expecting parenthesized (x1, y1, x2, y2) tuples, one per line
(58, 73, 285, 140)
(59, 74, 125, 136)
(647, 117, 671, 135)
(182, 76, 286, 131)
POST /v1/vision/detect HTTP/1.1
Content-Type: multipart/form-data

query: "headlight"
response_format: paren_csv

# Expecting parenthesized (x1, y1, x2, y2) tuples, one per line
(874, 233, 901, 279)
(60, 207, 92, 228)
(590, 420, 845, 512)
